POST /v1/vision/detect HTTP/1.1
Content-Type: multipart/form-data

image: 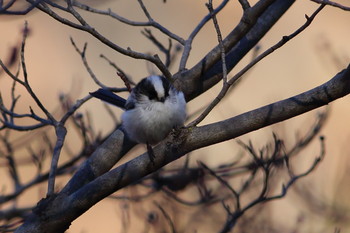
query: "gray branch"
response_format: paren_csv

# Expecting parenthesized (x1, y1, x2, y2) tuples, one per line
(15, 63, 350, 233)
(174, 0, 296, 101)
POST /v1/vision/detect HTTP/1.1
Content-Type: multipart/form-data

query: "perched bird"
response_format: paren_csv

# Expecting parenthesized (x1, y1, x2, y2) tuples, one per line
(90, 75, 187, 160)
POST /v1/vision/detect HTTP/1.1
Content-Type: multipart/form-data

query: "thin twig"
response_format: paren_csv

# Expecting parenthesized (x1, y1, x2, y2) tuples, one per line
(218, 135, 326, 233)
(48, 95, 92, 196)
(71, 1, 185, 44)
(179, 0, 229, 70)
(137, 0, 153, 21)
(18, 21, 64, 196)
(200, 162, 241, 211)
(70, 37, 107, 88)
(141, 29, 173, 68)
(71, 37, 131, 94)
(60, 95, 92, 124)
(0, 147, 84, 205)
(310, 0, 350, 11)
(206, 0, 228, 84)
(28, 0, 173, 79)
(0, 21, 93, 196)
(0, 0, 43, 15)
(188, 4, 326, 127)
(20, 21, 56, 123)
(265, 136, 326, 202)
(99, 53, 135, 87)
(153, 201, 177, 233)
(117, 72, 132, 93)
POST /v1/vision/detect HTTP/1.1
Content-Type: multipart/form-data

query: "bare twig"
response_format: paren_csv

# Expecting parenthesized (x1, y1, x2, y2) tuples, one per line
(0, 21, 94, 197)
(110, 188, 157, 202)
(18, 21, 65, 196)
(206, 0, 228, 84)
(310, 0, 350, 11)
(20, 21, 55, 124)
(27, 0, 172, 79)
(71, 0, 185, 44)
(0, 0, 43, 15)
(0, 24, 53, 131)
(154, 201, 177, 233)
(229, 111, 327, 178)
(71, 38, 132, 92)
(188, 3, 326, 127)
(0, 133, 21, 191)
(266, 136, 325, 202)
(141, 29, 173, 68)
(47, 95, 92, 196)
(117, 72, 132, 93)
(179, 0, 229, 70)
(70, 38, 106, 88)
(137, 0, 152, 21)
(218, 135, 325, 233)
(161, 188, 220, 206)
(200, 162, 241, 211)
(99, 54, 135, 87)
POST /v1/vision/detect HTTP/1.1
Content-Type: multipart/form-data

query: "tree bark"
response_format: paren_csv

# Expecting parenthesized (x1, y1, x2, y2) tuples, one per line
(16, 63, 350, 232)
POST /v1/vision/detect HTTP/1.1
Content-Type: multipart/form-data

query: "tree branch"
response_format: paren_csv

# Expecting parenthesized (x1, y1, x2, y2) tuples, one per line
(174, 0, 296, 101)
(15, 63, 350, 233)
(71, 0, 185, 44)
(179, 0, 230, 70)
(310, 0, 350, 11)
(188, 3, 325, 126)
(26, 0, 172, 79)
(0, 0, 43, 15)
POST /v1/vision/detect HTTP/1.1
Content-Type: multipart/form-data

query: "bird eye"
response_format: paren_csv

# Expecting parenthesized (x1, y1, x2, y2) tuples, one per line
(148, 91, 158, 100)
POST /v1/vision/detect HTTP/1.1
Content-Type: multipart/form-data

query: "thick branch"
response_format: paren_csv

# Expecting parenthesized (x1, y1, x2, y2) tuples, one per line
(189, 3, 325, 126)
(15, 65, 350, 233)
(174, 0, 295, 100)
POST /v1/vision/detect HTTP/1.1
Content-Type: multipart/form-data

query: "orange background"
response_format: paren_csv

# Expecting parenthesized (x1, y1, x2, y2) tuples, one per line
(1, 0, 350, 232)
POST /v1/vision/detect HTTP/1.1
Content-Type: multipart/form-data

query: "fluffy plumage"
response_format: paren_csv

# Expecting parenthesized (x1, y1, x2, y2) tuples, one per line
(90, 75, 187, 145)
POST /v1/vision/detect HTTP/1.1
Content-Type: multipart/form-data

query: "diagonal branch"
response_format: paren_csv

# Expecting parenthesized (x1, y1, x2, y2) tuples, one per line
(71, 0, 185, 44)
(310, 0, 350, 11)
(188, 3, 325, 126)
(25, 0, 172, 79)
(69, 64, 350, 204)
(179, 0, 230, 70)
(15, 63, 350, 233)
(0, 0, 43, 15)
(174, 0, 296, 101)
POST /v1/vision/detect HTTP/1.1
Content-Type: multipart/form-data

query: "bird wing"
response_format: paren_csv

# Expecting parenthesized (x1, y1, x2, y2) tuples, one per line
(90, 88, 127, 109)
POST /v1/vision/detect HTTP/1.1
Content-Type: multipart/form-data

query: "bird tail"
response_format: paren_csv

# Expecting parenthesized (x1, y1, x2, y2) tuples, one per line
(90, 88, 127, 109)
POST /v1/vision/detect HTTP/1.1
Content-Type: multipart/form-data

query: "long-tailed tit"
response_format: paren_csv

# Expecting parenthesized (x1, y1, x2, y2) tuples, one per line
(90, 75, 187, 149)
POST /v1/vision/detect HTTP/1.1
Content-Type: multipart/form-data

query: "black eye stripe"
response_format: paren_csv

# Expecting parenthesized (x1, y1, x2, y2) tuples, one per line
(133, 76, 174, 102)
(147, 89, 158, 100)
(134, 77, 158, 100)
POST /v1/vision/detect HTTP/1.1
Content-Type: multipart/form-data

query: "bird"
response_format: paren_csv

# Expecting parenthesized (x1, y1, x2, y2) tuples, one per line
(90, 75, 187, 161)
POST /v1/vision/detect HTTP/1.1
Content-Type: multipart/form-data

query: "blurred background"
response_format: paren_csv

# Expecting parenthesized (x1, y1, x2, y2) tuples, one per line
(1, 0, 350, 232)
